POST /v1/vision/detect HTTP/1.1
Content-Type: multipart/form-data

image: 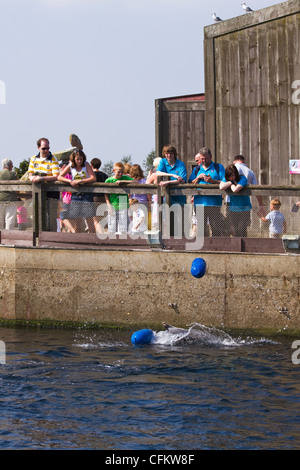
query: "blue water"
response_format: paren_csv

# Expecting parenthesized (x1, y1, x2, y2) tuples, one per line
(0, 324, 299, 450)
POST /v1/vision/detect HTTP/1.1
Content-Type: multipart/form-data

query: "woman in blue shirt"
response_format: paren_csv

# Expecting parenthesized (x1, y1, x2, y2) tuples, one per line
(156, 145, 187, 237)
(220, 164, 251, 237)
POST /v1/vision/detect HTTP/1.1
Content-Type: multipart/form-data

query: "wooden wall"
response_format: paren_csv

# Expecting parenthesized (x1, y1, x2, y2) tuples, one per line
(155, 95, 205, 174)
(204, 0, 300, 185)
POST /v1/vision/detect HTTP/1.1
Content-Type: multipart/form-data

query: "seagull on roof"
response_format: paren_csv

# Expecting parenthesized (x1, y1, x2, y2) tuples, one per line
(212, 12, 222, 22)
(241, 3, 253, 12)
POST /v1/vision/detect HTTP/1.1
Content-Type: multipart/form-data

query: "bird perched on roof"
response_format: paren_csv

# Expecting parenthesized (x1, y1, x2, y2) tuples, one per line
(212, 12, 222, 22)
(241, 3, 253, 12)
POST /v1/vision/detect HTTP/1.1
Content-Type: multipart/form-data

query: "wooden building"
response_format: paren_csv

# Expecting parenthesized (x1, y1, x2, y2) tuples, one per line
(204, 0, 300, 185)
(155, 94, 205, 174)
(155, 1, 299, 185)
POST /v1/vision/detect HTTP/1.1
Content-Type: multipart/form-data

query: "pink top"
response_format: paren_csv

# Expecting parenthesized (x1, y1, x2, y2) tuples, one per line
(17, 206, 28, 224)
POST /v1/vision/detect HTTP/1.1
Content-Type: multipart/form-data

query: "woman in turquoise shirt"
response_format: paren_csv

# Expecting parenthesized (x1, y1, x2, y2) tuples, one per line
(220, 164, 251, 237)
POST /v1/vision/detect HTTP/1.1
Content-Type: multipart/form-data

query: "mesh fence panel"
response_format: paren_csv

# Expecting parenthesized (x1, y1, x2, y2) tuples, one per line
(0, 198, 32, 231)
(191, 196, 300, 238)
(56, 197, 97, 233)
(48, 193, 300, 238)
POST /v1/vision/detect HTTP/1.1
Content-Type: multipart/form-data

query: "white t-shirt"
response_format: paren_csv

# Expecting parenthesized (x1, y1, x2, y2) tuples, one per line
(265, 210, 285, 234)
(70, 166, 87, 181)
(234, 163, 258, 185)
(131, 208, 147, 232)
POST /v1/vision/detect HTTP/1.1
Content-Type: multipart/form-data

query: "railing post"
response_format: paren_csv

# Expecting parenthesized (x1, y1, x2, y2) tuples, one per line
(40, 183, 47, 231)
(32, 183, 46, 245)
(32, 184, 39, 245)
(156, 176, 162, 236)
(157, 176, 171, 238)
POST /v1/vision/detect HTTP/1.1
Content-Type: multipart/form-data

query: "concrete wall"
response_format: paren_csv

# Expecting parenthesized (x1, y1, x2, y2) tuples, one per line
(0, 247, 300, 333)
(0, 246, 299, 335)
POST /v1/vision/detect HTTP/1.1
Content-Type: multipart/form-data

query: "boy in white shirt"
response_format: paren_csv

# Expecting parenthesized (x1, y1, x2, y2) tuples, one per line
(260, 198, 286, 238)
(129, 198, 147, 233)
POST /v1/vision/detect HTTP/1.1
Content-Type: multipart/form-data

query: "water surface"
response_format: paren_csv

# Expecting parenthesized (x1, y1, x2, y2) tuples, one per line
(0, 325, 299, 450)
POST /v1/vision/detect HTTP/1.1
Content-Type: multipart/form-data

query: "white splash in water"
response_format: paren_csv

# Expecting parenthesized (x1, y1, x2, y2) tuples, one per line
(151, 323, 276, 347)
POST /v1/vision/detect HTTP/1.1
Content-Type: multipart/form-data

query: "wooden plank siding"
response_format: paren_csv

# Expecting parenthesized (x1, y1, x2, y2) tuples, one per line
(204, 0, 300, 185)
(155, 95, 205, 174)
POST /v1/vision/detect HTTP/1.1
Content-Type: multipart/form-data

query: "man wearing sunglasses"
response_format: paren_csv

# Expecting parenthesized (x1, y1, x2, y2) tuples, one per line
(28, 137, 60, 231)
(28, 138, 60, 184)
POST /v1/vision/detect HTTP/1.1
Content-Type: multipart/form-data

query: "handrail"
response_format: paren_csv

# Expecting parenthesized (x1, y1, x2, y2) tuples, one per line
(1, 180, 299, 195)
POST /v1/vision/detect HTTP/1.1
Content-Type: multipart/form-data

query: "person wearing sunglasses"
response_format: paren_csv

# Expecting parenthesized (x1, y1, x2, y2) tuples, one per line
(28, 137, 60, 231)
(28, 138, 60, 184)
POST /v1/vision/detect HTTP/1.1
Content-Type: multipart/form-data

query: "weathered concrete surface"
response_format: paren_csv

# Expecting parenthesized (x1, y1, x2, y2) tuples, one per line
(0, 246, 299, 335)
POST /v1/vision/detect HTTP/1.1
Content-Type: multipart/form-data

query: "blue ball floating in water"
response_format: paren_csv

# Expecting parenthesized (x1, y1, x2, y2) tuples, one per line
(191, 257, 206, 278)
(131, 329, 154, 345)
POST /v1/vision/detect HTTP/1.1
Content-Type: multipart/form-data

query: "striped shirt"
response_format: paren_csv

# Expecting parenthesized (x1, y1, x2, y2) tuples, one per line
(28, 153, 60, 177)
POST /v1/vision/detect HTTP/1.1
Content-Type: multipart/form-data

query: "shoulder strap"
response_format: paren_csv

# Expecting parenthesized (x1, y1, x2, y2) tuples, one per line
(213, 162, 220, 176)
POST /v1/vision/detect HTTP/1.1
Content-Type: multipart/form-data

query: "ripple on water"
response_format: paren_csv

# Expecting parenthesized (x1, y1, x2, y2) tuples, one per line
(0, 326, 299, 449)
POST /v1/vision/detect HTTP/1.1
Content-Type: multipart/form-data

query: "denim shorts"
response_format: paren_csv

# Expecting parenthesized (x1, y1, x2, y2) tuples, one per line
(68, 194, 95, 219)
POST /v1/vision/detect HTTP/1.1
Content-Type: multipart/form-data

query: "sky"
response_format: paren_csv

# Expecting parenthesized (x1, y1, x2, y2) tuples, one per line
(0, 0, 283, 170)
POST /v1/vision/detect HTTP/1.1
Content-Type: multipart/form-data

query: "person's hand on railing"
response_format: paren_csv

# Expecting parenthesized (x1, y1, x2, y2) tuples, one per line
(29, 173, 57, 184)
(159, 180, 170, 187)
(159, 176, 184, 187)
(29, 175, 44, 183)
(115, 179, 133, 185)
(70, 179, 81, 187)
(219, 180, 233, 190)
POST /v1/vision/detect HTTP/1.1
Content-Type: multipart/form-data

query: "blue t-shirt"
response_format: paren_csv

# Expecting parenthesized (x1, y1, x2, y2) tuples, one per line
(221, 174, 252, 212)
(157, 158, 187, 205)
(189, 162, 225, 207)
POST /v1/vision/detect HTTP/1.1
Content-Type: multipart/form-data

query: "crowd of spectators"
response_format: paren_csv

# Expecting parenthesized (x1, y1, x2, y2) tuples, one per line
(0, 137, 298, 238)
